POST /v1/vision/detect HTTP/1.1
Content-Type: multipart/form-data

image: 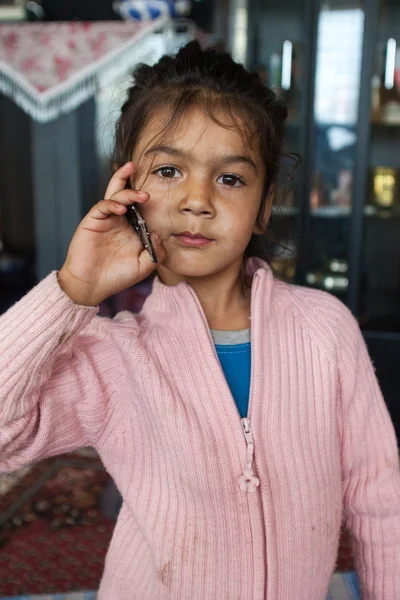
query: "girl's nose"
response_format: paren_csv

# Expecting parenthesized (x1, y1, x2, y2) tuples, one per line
(178, 181, 216, 218)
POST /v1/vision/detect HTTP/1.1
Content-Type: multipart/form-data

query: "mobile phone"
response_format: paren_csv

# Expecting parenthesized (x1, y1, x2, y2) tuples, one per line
(125, 204, 158, 264)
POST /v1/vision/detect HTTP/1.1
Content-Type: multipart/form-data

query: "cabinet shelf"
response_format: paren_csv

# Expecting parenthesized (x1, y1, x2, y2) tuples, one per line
(311, 206, 351, 217)
(311, 206, 400, 219)
(371, 117, 400, 128)
(271, 205, 400, 218)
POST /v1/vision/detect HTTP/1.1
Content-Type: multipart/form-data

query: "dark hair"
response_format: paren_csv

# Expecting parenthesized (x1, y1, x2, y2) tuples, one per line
(113, 40, 298, 275)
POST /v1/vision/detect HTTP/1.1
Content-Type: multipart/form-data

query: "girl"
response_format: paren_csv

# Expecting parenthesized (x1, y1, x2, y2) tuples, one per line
(1, 41, 399, 600)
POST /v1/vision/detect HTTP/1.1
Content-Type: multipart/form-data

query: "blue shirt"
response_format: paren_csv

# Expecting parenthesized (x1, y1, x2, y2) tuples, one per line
(214, 342, 251, 418)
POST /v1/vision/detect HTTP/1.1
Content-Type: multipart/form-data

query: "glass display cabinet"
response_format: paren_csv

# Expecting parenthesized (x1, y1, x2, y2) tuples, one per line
(246, 0, 400, 439)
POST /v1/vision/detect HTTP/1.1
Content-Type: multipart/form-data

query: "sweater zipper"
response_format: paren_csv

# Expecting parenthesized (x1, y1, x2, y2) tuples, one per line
(238, 271, 261, 493)
(238, 417, 260, 493)
(241, 272, 267, 599)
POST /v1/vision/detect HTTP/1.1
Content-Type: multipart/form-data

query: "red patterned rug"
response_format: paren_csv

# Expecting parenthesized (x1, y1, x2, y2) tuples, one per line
(0, 452, 115, 595)
(0, 451, 355, 596)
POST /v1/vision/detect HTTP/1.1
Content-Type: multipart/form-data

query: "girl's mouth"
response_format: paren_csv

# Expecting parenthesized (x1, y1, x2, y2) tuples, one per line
(173, 231, 214, 247)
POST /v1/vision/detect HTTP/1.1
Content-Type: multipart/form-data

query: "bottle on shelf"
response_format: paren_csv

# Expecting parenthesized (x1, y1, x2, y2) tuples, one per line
(377, 39, 400, 124)
(368, 166, 400, 216)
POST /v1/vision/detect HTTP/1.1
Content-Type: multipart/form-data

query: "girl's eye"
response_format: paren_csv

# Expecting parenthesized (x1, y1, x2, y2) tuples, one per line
(152, 167, 245, 187)
(153, 166, 180, 179)
(218, 174, 245, 187)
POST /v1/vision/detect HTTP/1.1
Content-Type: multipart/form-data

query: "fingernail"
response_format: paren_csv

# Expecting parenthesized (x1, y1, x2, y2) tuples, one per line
(152, 232, 161, 244)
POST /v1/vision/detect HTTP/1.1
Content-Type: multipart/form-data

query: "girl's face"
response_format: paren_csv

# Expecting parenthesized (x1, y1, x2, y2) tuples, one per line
(132, 107, 267, 283)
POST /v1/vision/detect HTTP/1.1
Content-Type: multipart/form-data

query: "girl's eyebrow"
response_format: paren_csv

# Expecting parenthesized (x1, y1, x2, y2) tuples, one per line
(144, 145, 258, 174)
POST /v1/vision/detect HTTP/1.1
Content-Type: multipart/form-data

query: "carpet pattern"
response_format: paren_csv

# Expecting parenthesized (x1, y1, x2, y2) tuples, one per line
(0, 453, 114, 596)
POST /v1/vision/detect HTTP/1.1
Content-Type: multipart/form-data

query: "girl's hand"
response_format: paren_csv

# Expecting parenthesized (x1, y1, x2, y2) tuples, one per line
(58, 162, 165, 306)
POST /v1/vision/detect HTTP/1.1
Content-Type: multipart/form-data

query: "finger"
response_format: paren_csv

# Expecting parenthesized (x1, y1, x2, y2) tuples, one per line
(138, 231, 166, 270)
(110, 188, 149, 205)
(105, 162, 134, 200)
(88, 199, 128, 221)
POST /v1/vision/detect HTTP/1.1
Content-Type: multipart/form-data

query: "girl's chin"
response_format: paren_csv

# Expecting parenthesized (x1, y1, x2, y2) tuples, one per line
(159, 249, 240, 280)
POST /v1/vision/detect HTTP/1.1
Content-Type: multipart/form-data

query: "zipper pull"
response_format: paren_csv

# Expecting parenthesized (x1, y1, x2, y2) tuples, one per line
(238, 418, 260, 493)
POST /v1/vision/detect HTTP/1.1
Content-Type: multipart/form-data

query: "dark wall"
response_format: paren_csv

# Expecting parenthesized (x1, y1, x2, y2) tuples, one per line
(41, 1, 120, 21)
(189, 0, 215, 32)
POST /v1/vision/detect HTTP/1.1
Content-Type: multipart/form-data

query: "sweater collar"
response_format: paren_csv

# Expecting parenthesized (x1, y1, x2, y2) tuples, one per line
(140, 257, 276, 331)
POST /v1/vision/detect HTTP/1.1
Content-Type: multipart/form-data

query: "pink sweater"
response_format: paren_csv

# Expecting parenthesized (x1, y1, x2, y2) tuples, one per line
(1, 258, 400, 599)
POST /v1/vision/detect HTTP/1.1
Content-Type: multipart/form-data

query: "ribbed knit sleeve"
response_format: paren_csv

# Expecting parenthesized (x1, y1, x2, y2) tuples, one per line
(0, 271, 112, 472)
(336, 302, 400, 598)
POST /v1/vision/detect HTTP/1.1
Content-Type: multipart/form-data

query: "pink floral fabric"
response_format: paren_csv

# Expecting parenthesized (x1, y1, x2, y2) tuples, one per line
(0, 21, 160, 94)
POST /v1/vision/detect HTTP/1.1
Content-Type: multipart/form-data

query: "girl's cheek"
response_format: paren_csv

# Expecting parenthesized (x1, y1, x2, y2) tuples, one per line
(140, 196, 166, 223)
